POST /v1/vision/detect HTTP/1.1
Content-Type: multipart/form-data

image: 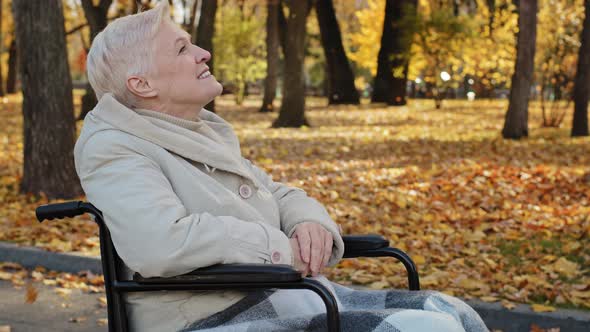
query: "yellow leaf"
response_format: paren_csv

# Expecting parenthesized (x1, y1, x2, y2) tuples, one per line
(369, 281, 389, 289)
(531, 304, 556, 312)
(412, 255, 426, 265)
(571, 290, 590, 299)
(480, 296, 498, 302)
(420, 275, 439, 287)
(483, 258, 498, 269)
(395, 196, 407, 209)
(463, 230, 486, 242)
(98, 296, 108, 307)
(562, 241, 581, 253)
(541, 255, 558, 263)
(501, 300, 516, 310)
(553, 257, 580, 278)
(457, 278, 488, 290)
(422, 213, 434, 222)
(31, 271, 44, 281)
(97, 318, 108, 327)
(55, 288, 72, 297)
(461, 247, 479, 256)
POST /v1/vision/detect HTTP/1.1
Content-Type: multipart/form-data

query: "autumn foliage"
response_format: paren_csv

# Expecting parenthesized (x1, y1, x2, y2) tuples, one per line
(1, 94, 589, 312)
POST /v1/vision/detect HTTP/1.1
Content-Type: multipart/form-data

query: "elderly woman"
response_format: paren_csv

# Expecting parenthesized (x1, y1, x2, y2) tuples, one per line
(74, 2, 488, 332)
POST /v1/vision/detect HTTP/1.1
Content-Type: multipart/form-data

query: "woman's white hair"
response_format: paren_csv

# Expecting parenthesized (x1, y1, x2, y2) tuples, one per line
(86, 1, 171, 108)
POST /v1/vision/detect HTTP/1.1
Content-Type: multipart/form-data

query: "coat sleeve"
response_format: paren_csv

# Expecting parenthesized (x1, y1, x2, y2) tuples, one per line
(243, 159, 344, 267)
(76, 132, 293, 278)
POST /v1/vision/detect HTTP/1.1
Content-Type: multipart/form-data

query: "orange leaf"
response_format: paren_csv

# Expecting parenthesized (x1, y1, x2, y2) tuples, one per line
(25, 281, 38, 304)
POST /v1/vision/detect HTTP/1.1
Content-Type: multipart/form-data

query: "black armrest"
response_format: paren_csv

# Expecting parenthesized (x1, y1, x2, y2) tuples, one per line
(343, 234, 389, 257)
(133, 263, 302, 284)
(36, 201, 86, 222)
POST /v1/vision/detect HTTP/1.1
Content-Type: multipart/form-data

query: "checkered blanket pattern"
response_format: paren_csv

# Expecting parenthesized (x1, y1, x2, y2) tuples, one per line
(181, 277, 488, 332)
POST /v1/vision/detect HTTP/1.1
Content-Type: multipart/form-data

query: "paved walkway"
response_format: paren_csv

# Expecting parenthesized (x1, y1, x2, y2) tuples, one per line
(0, 280, 106, 332)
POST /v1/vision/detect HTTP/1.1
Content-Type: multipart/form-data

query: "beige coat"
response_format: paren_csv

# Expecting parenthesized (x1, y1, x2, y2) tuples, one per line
(73, 94, 344, 332)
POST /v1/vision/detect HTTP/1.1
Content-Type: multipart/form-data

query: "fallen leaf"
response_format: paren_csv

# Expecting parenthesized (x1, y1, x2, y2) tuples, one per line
(480, 296, 499, 302)
(369, 280, 389, 289)
(457, 278, 488, 290)
(552, 257, 580, 278)
(25, 281, 38, 304)
(2, 98, 590, 312)
(501, 300, 516, 310)
(97, 296, 107, 307)
(531, 304, 556, 312)
(31, 271, 44, 281)
(412, 255, 426, 265)
(55, 288, 72, 297)
(571, 290, 590, 299)
(42, 279, 57, 286)
(68, 316, 87, 323)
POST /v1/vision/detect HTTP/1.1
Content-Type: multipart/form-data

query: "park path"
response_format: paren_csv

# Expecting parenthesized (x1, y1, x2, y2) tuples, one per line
(0, 280, 106, 332)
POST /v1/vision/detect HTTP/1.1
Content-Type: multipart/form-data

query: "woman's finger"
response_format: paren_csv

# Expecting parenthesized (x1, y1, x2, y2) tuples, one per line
(290, 237, 308, 276)
(309, 226, 323, 275)
(316, 231, 325, 275)
(296, 228, 311, 264)
(321, 231, 333, 268)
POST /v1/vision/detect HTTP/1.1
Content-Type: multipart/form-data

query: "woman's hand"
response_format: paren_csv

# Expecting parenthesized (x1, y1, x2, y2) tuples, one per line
(290, 222, 333, 277)
(289, 237, 309, 276)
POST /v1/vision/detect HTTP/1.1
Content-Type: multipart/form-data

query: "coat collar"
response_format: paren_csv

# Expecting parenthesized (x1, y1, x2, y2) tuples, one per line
(90, 94, 257, 185)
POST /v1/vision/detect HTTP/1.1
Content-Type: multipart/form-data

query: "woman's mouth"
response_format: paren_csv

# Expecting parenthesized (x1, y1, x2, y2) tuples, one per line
(197, 70, 211, 80)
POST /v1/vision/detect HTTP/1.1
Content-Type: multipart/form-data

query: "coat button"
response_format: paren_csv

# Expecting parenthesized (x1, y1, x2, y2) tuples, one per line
(239, 184, 253, 199)
(271, 251, 281, 263)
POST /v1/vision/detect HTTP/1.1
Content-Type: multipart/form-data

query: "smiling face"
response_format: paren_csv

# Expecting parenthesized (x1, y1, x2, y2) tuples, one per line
(133, 20, 222, 117)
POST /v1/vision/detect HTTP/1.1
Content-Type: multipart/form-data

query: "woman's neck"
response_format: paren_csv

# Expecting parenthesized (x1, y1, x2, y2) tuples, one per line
(135, 99, 204, 121)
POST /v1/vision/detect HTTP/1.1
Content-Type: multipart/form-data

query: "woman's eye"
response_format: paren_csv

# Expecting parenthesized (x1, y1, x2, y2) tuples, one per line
(179, 46, 186, 54)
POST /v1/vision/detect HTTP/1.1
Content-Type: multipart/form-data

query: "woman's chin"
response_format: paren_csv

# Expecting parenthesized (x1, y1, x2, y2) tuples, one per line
(213, 81, 223, 96)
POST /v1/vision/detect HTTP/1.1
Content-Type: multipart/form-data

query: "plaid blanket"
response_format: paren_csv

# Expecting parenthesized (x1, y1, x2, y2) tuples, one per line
(182, 277, 488, 332)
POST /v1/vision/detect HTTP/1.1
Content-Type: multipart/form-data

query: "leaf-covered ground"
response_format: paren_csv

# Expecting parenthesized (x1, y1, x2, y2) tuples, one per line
(1, 94, 589, 312)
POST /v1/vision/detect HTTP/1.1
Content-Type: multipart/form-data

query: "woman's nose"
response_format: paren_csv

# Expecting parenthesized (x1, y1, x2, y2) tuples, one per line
(194, 47, 211, 63)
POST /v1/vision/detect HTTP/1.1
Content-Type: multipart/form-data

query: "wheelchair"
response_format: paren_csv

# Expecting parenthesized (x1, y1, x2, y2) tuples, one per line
(36, 201, 420, 332)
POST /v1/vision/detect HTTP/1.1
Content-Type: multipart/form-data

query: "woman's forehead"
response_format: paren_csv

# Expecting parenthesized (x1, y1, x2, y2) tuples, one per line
(156, 21, 190, 46)
(151, 23, 190, 57)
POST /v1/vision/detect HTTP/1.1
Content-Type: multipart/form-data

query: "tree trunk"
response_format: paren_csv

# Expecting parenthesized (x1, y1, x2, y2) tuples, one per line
(277, 0, 287, 52)
(6, 38, 17, 93)
(372, 0, 416, 105)
(12, 0, 82, 198)
(260, 0, 280, 112)
(315, 0, 359, 104)
(182, 0, 199, 33)
(0, 0, 5, 97)
(78, 0, 112, 120)
(194, 0, 218, 113)
(502, 0, 538, 139)
(273, 0, 309, 127)
(572, 0, 590, 137)
(486, 0, 496, 35)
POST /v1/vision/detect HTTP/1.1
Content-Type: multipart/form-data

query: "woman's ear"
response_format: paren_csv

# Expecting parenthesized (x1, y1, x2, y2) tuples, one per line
(126, 75, 158, 98)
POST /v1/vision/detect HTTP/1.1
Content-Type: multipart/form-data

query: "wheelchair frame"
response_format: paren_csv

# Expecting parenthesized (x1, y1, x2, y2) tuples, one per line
(36, 201, 420, 332)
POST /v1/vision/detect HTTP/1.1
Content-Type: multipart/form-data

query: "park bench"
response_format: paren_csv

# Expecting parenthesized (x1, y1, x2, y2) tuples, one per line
(36, 201, 420, 332)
